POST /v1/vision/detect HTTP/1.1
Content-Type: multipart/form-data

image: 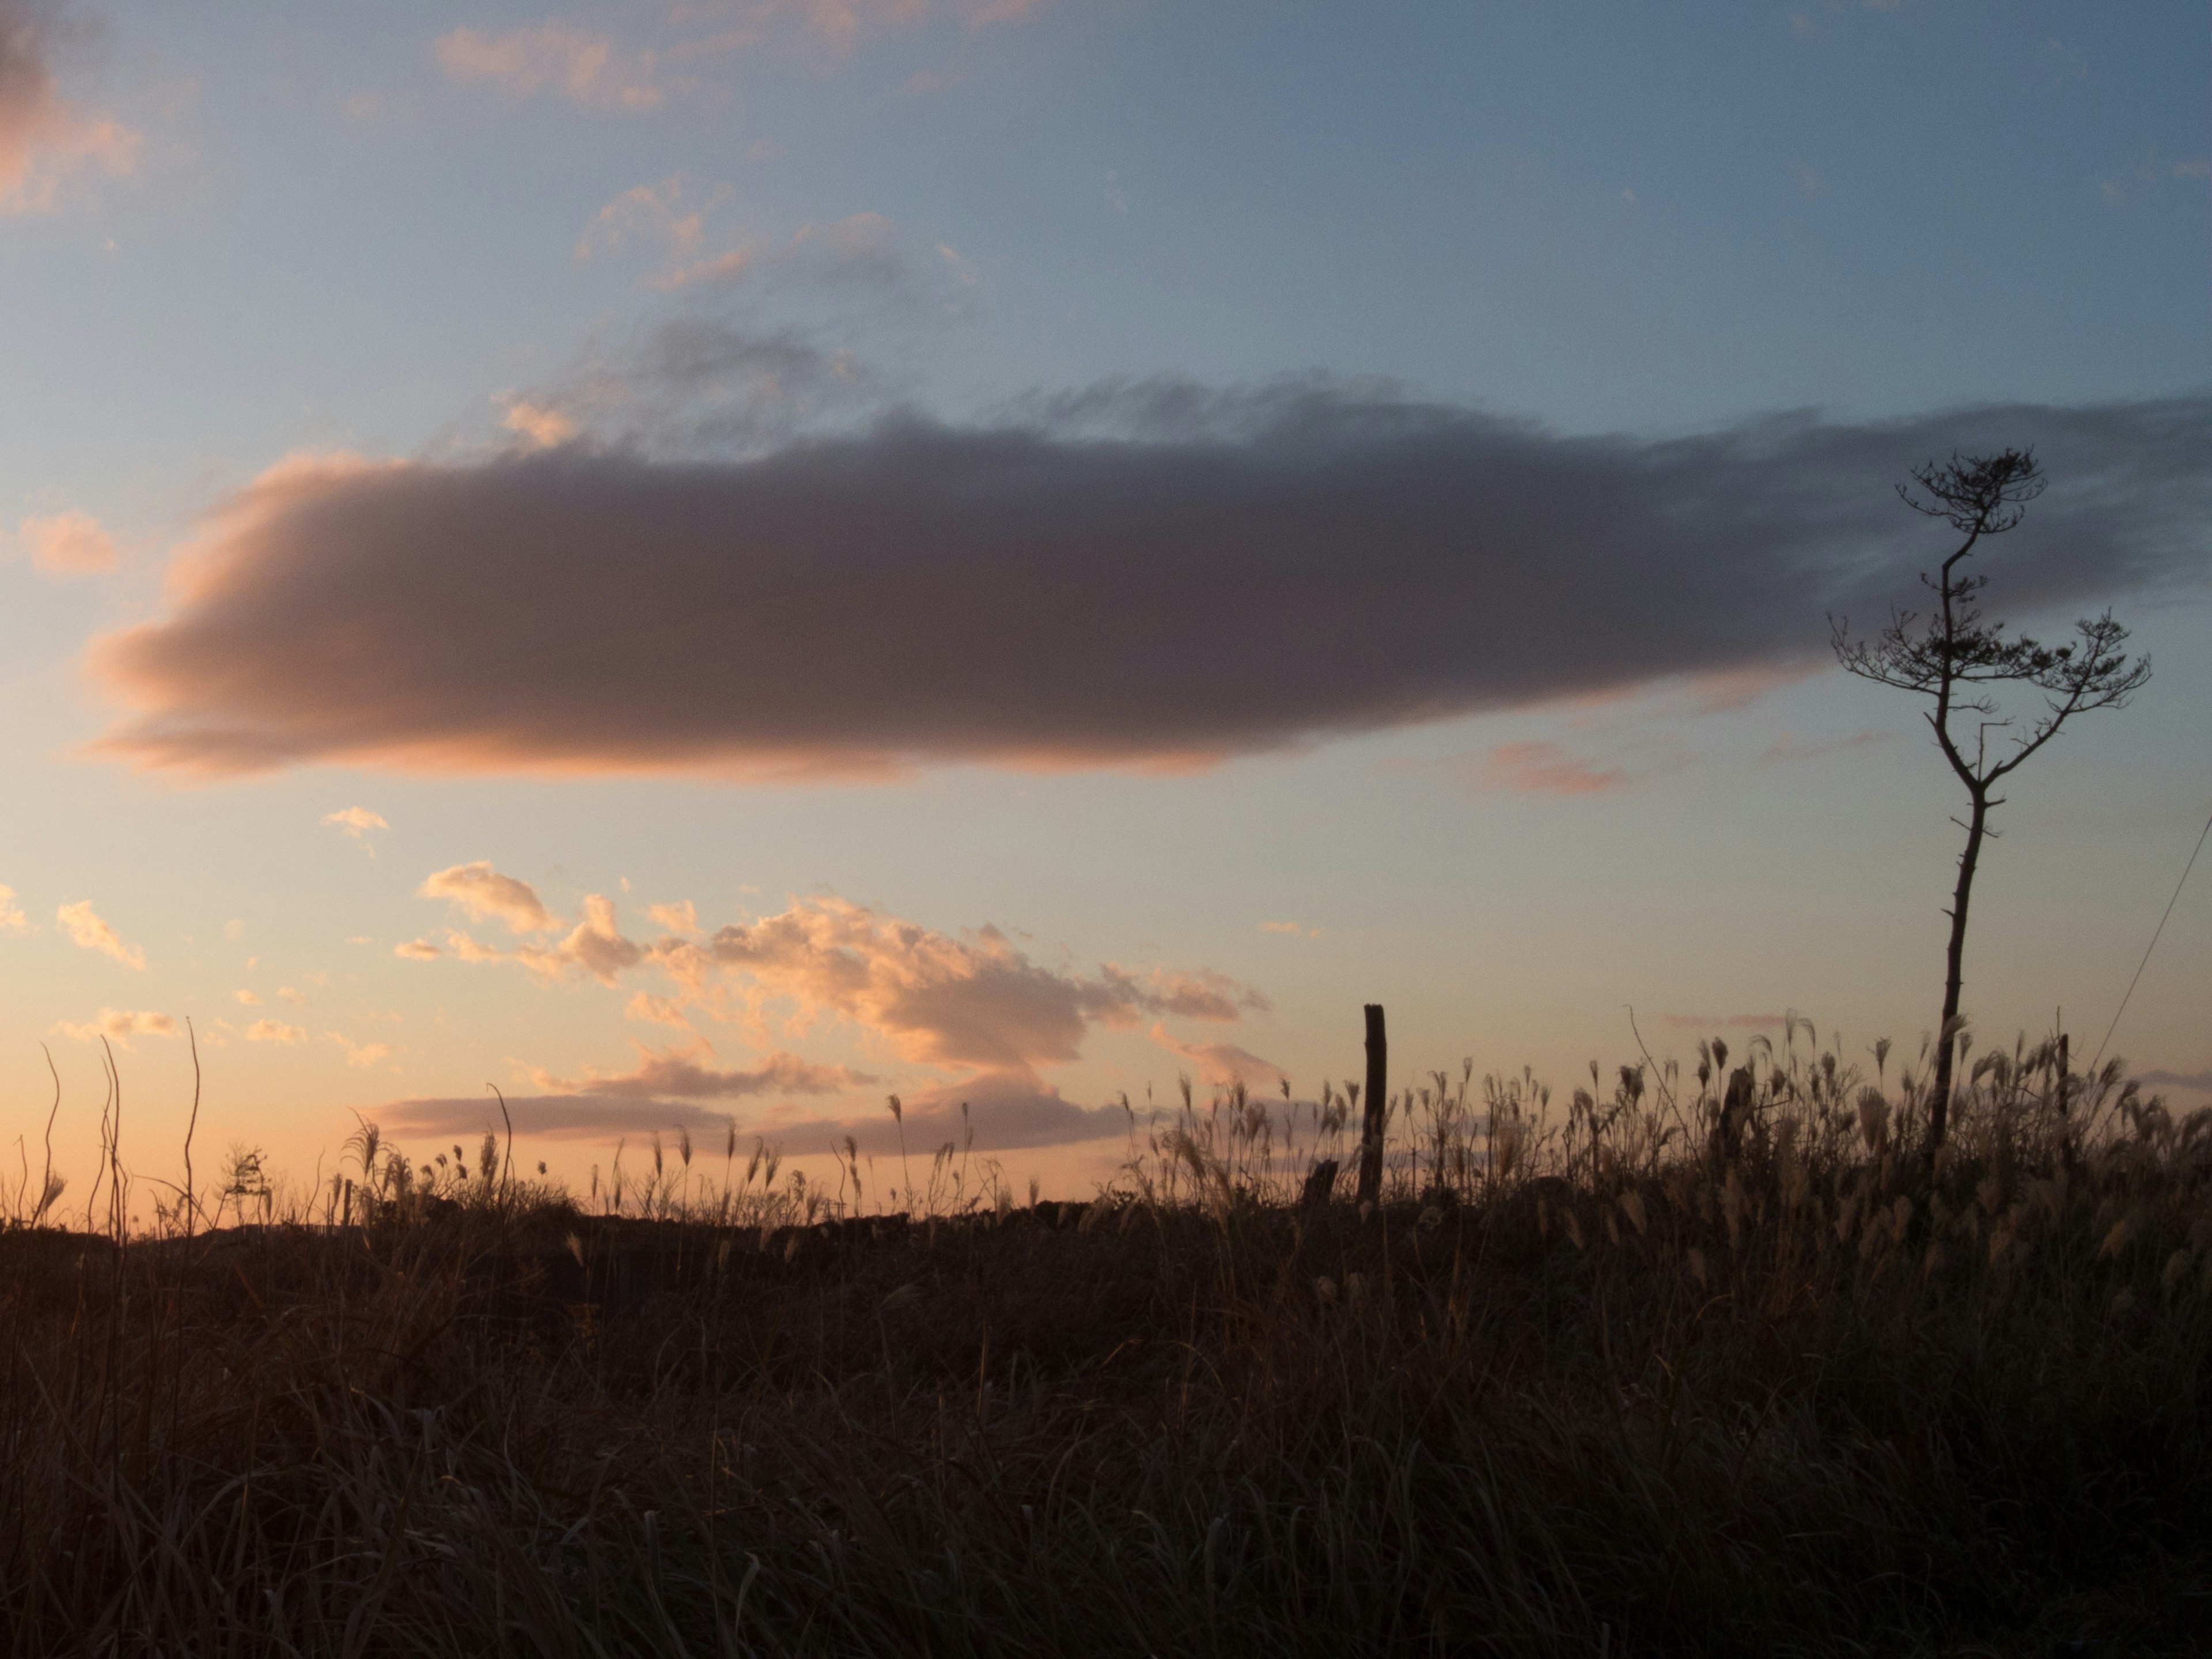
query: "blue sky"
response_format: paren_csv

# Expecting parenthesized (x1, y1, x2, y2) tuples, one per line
(0, 0, 2203, 1207)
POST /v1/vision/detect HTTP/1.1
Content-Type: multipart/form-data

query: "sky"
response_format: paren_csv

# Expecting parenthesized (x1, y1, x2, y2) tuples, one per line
(0, 0, 2205, 1216)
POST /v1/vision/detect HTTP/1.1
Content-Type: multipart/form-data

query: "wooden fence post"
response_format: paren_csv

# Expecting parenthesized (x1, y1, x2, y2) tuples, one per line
(1357, 1003, 1387, 1209)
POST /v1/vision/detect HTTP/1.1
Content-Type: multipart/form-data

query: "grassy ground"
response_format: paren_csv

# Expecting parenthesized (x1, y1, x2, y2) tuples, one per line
(1, 1031, 2207, 1656)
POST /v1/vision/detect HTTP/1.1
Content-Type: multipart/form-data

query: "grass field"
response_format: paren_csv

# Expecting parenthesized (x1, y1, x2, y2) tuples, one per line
(1, 1025, 2206, 1656)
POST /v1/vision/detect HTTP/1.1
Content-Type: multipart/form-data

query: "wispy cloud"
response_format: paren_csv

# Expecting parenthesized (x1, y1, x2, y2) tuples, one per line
(1259, 921, 1320, 938)
(91, 390, 2208, 782)
(2138, 1068, 2212, 1093)
(1760, 729, 1891, 763)
(1462, 742, 1628, 797)
(433, 22, 665, 112)
(55, 899, 142, 968)
(528, 1037, 869, 1099)
(244, 1018, 307, 1044)
(1150, 1023, 1286, 1091)
(0, 884, 28, 933)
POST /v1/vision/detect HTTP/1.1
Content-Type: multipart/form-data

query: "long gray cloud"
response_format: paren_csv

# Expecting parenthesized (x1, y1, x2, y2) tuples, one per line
(92, 387, 2209, 778)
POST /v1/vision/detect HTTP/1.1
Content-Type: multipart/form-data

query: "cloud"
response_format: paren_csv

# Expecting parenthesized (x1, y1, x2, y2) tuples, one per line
(2139, 1068, 2212, 1093)
(233, 988, 259, 1005)
(13, 509, 116, 575)
(1150, 1023, 1287, 1091)
(1463, 741, 1628, 797)
(696, 893, 1263, 1073)
(89, 389, 2210, 782)
(502, 399, 579, 449)
(0, 2, 139, 213)
(374, 1090, 743, 1142)
(419, 862, 556, 933)
(55, 1007, 173, 1047)
(0, 884, 27, 931)
(649, 899, 698, 934)
(529, 1037, 870, 1099)
(323, 805, 388, 854)
(1259, 920, 1320, 938)
(394, 937, 442, 961)
(244, 1017, 306, 1043)
(434, 23, 664, 111)
(738, 1067, 1132, 1156)
(56, 898, 141, 968)
(327, 1032, 396, 1068)
(1760, 729, 1892, 763)
(276, 986, 306, 1005)
(392, 1066, 1133, 1154)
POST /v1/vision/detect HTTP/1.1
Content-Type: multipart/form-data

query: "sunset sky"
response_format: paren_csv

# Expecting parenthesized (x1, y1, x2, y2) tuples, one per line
(0, 0, 2205, 1211)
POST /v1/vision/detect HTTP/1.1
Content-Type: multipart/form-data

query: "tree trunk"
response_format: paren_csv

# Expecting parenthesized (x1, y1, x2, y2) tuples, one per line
(1929, 791, 1990, 1148)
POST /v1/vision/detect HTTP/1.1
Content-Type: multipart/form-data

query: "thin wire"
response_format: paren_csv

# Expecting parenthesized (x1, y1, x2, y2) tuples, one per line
(2090, 804, 2212, 1075)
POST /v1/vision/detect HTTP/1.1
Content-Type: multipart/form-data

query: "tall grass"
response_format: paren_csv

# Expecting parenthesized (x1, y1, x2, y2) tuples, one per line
(0, 1022, 2205, 1655)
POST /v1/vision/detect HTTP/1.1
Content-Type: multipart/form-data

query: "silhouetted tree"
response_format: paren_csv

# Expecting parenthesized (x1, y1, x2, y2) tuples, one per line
(1832, 450, 2150, 1149)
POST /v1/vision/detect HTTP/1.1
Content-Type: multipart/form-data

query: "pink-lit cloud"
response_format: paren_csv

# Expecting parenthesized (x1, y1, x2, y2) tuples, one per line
(88, 393, 2207, 782)
(56, 899, 142, 968)
(433, 23, 664, 111)
(322, 805, 388, 854)
(528, 1038, 870, 1099)
(14, 509, 116, 575)
(0, 3, 139, 214)
(0, 884, 27, 932)
(244, 1018, 306, 1044)
(54, 1007, 173, 1047)
(1150, 1023, 1287, 1092)
(1463, 741, 1628, 797)
(694, 893, 1264, 1073)
(419, 862, 556, 934)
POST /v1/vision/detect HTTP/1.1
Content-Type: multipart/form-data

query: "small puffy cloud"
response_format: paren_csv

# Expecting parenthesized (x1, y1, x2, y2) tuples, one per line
(244, 1017, 306, 1043)
(233, 988, 260, 1005)
(56, 899, 142, 968)
(225, 918, 244, 941)
(419, 862, 556, 933)
(327, 1032, 396, 1068)
(648, 899, 698, 934)
(1260, 921, 1320, 938)
(502, 399, 579, 449)
(322, 805, 388, 854)
(0, 884, 28, 931)
(433, 22, 663, 111)
(276, 986, 306, 1005)
(14, 509, 116, 575)
(547, 893, 643, 985)
(55, 1007, 174, 1047)
(394, 937, 442, 961)
(0, 3, 141, 214)
(1152, 1023, 1287, 1092)
(1462, 742, 1628, 797)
